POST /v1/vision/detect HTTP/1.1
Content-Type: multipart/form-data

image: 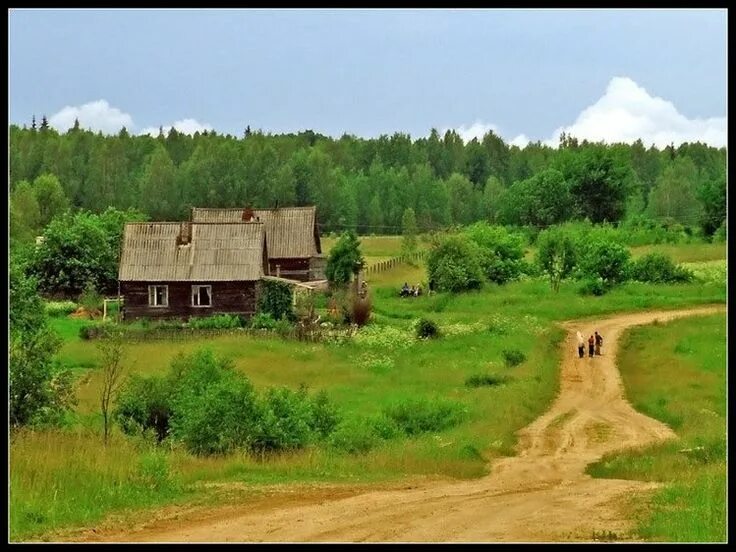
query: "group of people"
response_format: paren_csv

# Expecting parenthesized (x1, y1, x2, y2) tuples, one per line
(577, 331, 603, 358)
(400, 282, 423, 297)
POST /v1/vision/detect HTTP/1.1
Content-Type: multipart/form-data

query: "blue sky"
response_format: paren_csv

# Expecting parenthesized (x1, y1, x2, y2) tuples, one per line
(8, 8, 727, 147)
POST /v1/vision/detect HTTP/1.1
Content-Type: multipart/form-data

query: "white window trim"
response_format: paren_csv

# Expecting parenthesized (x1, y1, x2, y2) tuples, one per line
(148, 285, 168, 307)
(191, 285, 213, 308)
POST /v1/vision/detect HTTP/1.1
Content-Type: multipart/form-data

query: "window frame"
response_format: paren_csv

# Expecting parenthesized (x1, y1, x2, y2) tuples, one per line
(191, 284, 213, 308)
(148, 285, 169, 307)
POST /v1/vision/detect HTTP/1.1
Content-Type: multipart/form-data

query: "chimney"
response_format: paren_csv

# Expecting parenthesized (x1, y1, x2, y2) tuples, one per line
(242, 207, 255, 222)
(177, 221, 192, 246)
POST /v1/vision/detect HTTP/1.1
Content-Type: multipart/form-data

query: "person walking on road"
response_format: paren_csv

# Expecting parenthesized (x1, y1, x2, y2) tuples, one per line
(576, 331, 585, 358)
(588, 335, 595, 358)
(595, 331, 603, 355)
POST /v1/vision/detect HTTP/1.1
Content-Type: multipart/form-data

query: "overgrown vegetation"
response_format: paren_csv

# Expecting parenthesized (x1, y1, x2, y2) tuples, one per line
(115, 349, 340, 456)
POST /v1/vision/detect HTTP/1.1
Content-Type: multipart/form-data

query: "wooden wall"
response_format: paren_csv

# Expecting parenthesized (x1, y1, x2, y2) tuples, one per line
(121, 281, 258, 321)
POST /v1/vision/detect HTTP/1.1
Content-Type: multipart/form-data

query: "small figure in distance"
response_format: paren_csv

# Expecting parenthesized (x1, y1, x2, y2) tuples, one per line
(588, 335, 595, 358)
(595, 331, 603, 355)
(577, 331, 585, 359)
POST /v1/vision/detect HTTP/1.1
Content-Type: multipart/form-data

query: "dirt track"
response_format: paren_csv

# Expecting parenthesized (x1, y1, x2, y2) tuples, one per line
(74, 305, 725, 543)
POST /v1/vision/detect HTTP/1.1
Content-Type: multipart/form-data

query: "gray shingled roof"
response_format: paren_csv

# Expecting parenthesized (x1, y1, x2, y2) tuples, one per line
(119, 222, 266, 281)
(191, 206, 320, 259)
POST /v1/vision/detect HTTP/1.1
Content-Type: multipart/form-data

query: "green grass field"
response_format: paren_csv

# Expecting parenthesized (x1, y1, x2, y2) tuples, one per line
(10, 239, 728, 541)
(586, 313, 727, 542)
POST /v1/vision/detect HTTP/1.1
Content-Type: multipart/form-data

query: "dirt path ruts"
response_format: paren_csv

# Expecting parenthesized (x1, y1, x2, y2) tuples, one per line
(74, 305, 725, 543)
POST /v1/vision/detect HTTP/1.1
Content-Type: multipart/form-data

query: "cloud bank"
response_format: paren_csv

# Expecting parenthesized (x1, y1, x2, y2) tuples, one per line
(546, 77, 726, 148)
(48, 100, 212, 137)
(449, 76, 725, 149)
(139, 119, 214, 137)
(49, 100, 134, 134)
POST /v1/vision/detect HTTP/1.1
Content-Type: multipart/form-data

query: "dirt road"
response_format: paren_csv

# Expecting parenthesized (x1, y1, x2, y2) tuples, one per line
(77, 306, 725, 543)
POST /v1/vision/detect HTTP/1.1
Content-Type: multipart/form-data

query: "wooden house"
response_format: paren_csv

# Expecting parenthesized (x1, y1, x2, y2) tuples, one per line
(191, 206, 325, 282)
(118, 221, 268, 321)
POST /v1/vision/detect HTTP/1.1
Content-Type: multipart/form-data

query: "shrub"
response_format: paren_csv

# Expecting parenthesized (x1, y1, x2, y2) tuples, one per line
(465, 373, 509, 388)
(251, 387, 315, 453)
(188, 314, 244, 330)
(44, 300, 78, 317)
(79, 324, 106, 340)
(249, 312, 277, 330)
(577, 277, 607, 296)
(350, 293, 372, 326)
(463, 223, 526, 284)
(116, 349, 339, 456)
(383, 397, 465, 436)
(307, 389, 341, 439)
(115, 375, 173, 442)
(502, 349, 526, 368)
(577, 238, 631, 286)
(415, 318, 440, 339)
(78, 283, 102, 314)
(329, 417, 380, 454)
(628, 253, 694, 284)
(426, 235, 484, 293)
(257, 279, 294, 321)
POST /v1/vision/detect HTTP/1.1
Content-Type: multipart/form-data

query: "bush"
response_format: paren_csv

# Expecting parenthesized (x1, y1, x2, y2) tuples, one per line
(257, 279, 294, 321)
(383, 397, 465, 436)
(249, 312, 278, 330)
(116, 348, 338, 456)
(78, 283, 102, 314)
(502, 349, 526, 368)
(188, 314, 245, 330)
(463, 223, 525, 284)
(251, 387, 315, 453)
(465, 373, 509, 388)
(350, 293, 372, 327)
(79, 324, 106, 340)
(328, 417, 380, 454)
(627, 253, 694, 284)
(115, 375, 173, 442)
(44, 300, 78, 317)
(426, 235, 484, 293)
(577, 277, 607, 296)
(415, 318, 440, 339)
(577, 238, 631, 286)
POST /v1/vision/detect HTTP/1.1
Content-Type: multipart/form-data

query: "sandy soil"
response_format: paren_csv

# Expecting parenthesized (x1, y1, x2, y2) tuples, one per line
(67, 305, 725, 543)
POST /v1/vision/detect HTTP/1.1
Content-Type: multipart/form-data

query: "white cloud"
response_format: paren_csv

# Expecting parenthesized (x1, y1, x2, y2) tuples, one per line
(49, 100, 134, 134)
(446, 77, 725, 150)
(139, 119, 213, 137)
(444, 121, 500, 143)
(509, 134, 531, 148)
(544, 77, 726, 149)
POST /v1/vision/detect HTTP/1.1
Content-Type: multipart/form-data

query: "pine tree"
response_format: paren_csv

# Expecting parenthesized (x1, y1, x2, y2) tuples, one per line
(31, 115, 36, 131)
(40, 115, 49, 131)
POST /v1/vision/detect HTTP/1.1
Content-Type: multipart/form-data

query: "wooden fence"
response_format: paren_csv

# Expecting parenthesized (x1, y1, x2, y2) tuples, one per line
(364, 250, 427, 275)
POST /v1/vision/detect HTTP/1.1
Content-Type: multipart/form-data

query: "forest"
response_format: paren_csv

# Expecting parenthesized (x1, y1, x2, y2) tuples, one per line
(9, 119, 727, 243)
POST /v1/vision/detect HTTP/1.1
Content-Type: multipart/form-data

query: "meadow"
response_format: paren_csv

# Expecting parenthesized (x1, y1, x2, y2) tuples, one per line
(9, 235, 728, 541)
(586, 313, 727, 542)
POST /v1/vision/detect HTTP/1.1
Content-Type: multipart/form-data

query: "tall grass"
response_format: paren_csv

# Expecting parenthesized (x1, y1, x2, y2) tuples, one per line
(586, 313, 726, 542)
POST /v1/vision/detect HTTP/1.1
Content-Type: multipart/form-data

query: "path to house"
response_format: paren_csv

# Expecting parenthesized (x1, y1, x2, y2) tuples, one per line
(73, 305, 725, 543)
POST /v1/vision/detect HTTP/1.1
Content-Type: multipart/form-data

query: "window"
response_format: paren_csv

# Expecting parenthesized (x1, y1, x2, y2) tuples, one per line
(191, 285, 212, 307)
(148, 285, 168, 307)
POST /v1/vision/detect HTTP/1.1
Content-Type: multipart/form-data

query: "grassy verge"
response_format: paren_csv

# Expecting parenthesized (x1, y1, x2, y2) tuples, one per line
(586, 313, 726, 542)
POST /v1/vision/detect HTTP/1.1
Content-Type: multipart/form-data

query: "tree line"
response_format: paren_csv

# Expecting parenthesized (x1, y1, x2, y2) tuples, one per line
(10, 122, 726, 243)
